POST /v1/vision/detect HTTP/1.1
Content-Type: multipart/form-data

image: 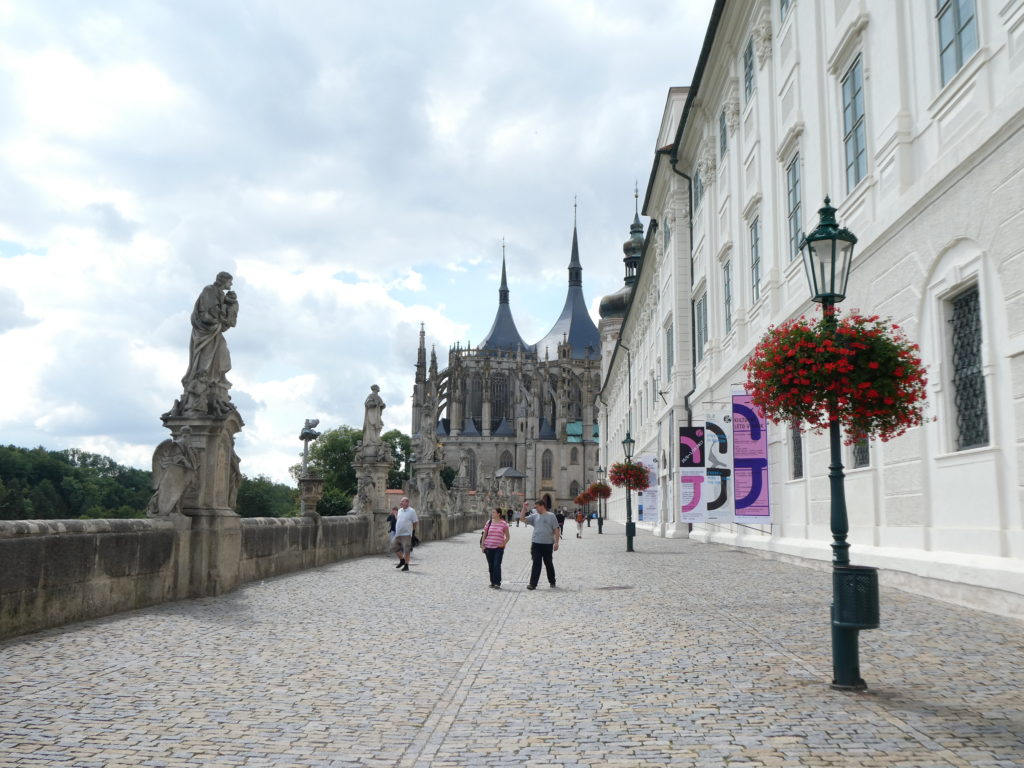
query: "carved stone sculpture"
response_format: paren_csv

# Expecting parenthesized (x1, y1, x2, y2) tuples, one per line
(363, 385, 385, 445)
(147, 426, 198, 516)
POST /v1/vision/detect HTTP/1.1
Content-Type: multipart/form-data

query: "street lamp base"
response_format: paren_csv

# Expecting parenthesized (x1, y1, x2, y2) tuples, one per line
(830, 679, 867, 692)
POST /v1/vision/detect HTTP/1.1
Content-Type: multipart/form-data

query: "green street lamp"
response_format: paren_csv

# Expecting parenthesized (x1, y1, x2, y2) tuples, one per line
(799, 197, 877, 691)
(622, 433, 636, 552)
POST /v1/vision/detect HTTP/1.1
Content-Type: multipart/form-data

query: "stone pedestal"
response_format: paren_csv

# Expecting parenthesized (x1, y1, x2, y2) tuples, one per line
(161, 410, 244, 597)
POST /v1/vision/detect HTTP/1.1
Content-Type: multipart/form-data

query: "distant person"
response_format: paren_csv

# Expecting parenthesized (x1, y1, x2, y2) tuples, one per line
(520, 499, 560, 590)
(386, 506, 398, 546)
(393, 497, 418, 572)
(480, 507, 511, 589)
(555, 508, 566, 536)
(575, 509, 585, 538)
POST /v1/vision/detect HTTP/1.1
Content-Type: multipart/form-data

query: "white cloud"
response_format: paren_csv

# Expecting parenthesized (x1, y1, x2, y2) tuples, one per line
(0, 0, 715, 487)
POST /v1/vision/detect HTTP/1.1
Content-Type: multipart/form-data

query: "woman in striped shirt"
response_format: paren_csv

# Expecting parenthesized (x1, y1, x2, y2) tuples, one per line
(480, 507, 511, 589)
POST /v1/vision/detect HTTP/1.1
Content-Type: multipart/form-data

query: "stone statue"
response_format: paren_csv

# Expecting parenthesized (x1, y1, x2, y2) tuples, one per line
(179, 272, 238, 417)
(363, 385, 385, 444)
(147, 426, 198, 516)
(357, 473, 376, 510)
(299, 418, 321, 476)
(228, 438, 241, 509)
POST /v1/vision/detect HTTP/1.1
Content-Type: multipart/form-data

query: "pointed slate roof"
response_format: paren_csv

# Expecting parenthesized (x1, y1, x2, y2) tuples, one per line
(480, 252, 531, 354)
(533, 226, 601, 361)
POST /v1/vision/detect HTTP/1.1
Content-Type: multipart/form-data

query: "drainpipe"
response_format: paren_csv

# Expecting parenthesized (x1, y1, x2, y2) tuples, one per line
(669, 156, 697, 427)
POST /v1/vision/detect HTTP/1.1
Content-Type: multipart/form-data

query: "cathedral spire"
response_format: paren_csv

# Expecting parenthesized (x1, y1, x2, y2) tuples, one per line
(623, 186, 644, 288)
(499, 238, 510, 305)
(534, 216, 599, 361)
(568, 203, 582, 288)
(480, 242, 530, 353)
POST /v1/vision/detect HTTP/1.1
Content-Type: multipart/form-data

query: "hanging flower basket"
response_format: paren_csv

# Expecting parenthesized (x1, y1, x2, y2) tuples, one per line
(574, 489, 595, 506)
(587, 480, 612, 500)
(743, 309, 928, 443)
(608, 461, 650, 491)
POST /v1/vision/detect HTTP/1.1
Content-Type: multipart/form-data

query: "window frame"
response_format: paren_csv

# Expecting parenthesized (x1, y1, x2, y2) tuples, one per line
(749, 216, 761, 303)
(722, 259, 733, 333)
(948, 283, 989, 451)
(720, 108, 728, 157)
(693, 169, 704, 211)
(841, 56, 867, 192)
(937, 0, 979, 86)
(743, 37, 755, 103)
(786, 154, 802, 261)
(695, 293, 708, 363)
(791, 422, 803, 479)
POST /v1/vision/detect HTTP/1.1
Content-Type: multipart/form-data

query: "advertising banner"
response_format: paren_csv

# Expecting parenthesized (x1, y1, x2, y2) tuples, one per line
(731, 392, 771, 523)
(635, 454, 659, 524)
(678, 425, 707, 523)
(704, 407, 734, 523)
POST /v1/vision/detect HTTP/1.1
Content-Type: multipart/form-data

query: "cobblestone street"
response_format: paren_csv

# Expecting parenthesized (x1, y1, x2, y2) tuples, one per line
(2, 523, 1022, 767)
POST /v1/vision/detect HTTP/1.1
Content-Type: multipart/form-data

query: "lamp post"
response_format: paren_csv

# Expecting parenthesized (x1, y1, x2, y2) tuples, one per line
(622, 433, 636, 552)
(799, 197, 877, 691)
(596, 466, 605, 534)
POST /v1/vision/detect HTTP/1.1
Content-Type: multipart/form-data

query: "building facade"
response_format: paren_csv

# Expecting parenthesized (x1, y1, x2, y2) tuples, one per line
(413, 229, 602, 510)
(599, 0, 1024, 615)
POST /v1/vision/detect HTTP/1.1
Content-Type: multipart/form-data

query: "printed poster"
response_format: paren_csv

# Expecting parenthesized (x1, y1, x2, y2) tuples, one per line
(704, 407, 734, 523)
(635, 454, 659, 524)
(678, 425, 707, 523)
(731, 392, 771, 523)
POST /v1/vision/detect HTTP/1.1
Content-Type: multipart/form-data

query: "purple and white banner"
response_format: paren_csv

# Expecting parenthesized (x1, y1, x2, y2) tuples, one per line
(705, 406, 734, 523)
(731, 392, 771, 523)
(635, 454, 659, 524)
(678, 425, 707, 523)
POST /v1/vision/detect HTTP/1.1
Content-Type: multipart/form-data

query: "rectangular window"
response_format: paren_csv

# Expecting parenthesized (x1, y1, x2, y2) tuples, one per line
(720, 109, 728, 157)
(780, 0, 792, 20)
(695, 294, 708, 363)
(665, 323, 674, 376)
(842, 56, 867, 192)
(750, 217, 761, 303)
(693, 170, 704, 211)
(937, 0, 978, 86)
(743, 38, 755, 102)
(722, 260, 733, 333)
(791, 423, 803, 479)
(786, 154, 802, 261)
(852, 438, 870, 468)
(950, 285, 989, 450)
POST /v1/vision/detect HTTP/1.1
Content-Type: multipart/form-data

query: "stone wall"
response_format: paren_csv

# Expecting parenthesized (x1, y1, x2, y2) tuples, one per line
(0, 507, 487, 641)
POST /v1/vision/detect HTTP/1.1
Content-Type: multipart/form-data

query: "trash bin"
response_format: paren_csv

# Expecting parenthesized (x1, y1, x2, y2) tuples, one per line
(832, 565, 879, 629)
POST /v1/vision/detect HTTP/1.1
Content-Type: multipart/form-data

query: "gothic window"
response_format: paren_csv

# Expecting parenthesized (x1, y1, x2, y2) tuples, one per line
(467, 451, 477, 489)
(570, 447, 579, 465)
(791, 423, 803, 479)
(500, 450, 513, 468)
(491, 374, 510, 425)
(467, 373, 483, 422)
(950, 285, 989, 450)
(937, 0, 978, 86)
(786, 154, 802, 261)
(567, 376, 582, 421)
(542, 450, 553, 481)
(842, 56, 867, 192)
(570, 480, 580, 498)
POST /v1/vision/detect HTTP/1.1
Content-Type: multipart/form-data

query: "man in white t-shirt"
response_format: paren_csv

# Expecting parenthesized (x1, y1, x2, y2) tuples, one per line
(392, 497, 419, 572)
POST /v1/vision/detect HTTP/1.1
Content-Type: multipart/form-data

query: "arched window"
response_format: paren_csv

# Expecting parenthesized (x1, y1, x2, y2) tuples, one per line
(467, 451, 477, 489)
(500, 450, 513, 468)
(570, 447, 579, 464)
(542, 450, 553, 480)
(570, 480, 580, 498)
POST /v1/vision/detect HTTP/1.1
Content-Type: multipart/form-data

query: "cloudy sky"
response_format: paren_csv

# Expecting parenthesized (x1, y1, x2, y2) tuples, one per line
(0, 0, 714, 484)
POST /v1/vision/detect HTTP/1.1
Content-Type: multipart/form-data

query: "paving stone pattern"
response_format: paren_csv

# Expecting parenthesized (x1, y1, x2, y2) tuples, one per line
(1, 523, 1022, 767)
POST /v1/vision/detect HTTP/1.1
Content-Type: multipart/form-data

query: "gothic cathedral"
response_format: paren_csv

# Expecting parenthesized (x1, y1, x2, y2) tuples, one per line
(411, 226, 602, 511)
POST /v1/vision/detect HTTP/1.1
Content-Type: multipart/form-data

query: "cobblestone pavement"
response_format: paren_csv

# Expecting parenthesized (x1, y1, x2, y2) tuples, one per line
(2, 523, 1023, 768)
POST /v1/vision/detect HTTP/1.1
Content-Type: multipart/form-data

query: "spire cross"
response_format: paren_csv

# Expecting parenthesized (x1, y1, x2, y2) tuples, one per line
(573, 195, 577, 227)
(634, 181, 639, 214)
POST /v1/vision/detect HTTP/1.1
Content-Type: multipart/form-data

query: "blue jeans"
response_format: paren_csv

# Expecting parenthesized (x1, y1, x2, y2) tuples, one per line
(484, 547, 505, 586)
(529, 542, 556, 587)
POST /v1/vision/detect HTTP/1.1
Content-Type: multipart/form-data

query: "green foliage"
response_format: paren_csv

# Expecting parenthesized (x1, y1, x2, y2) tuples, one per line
(0, 445, 150, 520)
(292, 425, 362, 499)
(440, 465, 456, 490)
(382, 429, 411, 489)
(236, 474, 299, 518)
(316, 486, 351, 516)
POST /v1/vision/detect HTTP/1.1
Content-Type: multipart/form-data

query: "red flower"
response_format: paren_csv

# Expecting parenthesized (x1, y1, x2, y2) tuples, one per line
(608, 461, 651, 491)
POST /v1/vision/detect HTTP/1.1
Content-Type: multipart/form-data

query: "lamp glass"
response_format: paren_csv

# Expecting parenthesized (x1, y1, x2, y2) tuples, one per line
(622, 434, 635, 460)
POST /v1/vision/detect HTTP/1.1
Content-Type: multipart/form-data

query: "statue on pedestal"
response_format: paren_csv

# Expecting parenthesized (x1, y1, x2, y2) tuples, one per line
(363, 385, 385, 445)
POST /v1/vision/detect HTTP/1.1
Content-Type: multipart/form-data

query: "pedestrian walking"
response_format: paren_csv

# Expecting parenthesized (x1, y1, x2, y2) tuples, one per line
(575, 509, 585, 538)
(392, 497, 418, 572)
(480, 507, 511, 588)
(520, 499, 560, 590)
(386, 506, 398, 545)
(555, 508, 566, 536)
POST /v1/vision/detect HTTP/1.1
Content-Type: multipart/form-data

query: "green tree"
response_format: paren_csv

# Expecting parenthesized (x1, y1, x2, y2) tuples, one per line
(236, 474, 299, 518)
(381, 429, 412, 489)
(292, 426, 361, 502)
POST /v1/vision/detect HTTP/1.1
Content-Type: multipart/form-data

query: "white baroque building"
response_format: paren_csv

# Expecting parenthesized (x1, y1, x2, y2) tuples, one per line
(598, 0, 1024, 616)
